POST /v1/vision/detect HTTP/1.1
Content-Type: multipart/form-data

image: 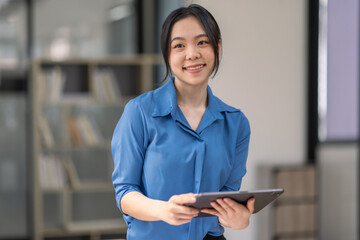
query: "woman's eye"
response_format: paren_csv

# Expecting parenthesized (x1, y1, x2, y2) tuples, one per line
(174, 44, 184, 48)
(198, 41, 208, 46)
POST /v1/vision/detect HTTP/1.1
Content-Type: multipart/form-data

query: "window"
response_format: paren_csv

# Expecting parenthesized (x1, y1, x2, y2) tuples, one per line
(318, 0, 360, 141)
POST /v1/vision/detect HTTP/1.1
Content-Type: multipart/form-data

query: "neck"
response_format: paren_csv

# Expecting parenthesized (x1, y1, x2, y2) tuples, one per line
(174, 80, 208, 109)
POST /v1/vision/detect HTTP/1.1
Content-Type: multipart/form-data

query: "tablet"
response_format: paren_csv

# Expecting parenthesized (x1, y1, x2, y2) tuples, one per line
(188, 188, 284, 217)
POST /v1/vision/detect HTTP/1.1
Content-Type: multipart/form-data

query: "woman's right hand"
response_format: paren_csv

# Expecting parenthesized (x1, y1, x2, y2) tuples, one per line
(159, 193, 199, 225)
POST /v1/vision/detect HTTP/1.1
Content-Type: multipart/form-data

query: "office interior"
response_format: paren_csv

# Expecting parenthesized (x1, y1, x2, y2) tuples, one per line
(0, 0, 358, 239)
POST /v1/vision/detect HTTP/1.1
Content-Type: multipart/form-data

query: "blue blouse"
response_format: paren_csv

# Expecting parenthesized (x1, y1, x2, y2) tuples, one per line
(111, 78, 250, 240)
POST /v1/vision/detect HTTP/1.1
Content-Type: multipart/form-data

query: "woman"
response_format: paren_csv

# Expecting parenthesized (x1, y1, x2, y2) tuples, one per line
(111, 4, 254, 240)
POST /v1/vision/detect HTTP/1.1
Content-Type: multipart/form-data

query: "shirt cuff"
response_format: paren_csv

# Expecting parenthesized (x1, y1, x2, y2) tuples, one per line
(115, 184, 142, 215)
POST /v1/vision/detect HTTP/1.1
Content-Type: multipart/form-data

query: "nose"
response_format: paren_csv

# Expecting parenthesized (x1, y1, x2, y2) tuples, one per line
(186, 45, 200, 60)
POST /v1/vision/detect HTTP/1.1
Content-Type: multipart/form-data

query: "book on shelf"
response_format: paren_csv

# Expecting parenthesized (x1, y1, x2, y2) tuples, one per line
(38, 66, 93, 104)
(38, 115, 55, 148)
(274, 166, 316, 199)
(66, 114, 104, 146)
(62, 158, 80, 188)
(273, 165, 317, 238)
(67, 115, 83, 145)
(275, 203, 316, 234)
(93, 68, 123, 103)
(75, 114, 97, 146)
(37, 70, 46, 103)
(41, 67, 67, 103)
(39, 154, 68, 190)
(78, 114, 104, 145)
(86, 115, 104, 144)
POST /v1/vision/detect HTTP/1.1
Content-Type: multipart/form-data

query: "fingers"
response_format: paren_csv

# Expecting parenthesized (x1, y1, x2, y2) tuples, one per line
(164, 208, 198, 226)
(199, 208, 220, 217)
(169, 193, 197, 205)
(171, 210, 198, 220)
(164, 193, 199, 225)
(163, 202, 198, 225)
(201, 197, 254, 216)
(166, 213, 193, 226)
(200, 198, 253, 230)
(221, 198, 238, 212)
(169, 193, 199, 216)
(215, 197, 255, 214)
(211, 199, 230, 215)
(168, 202, 199, 216)
(247, 198, 255, 214)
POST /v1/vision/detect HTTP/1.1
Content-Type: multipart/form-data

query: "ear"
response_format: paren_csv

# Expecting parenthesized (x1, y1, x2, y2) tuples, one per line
(218, 40, 222, 56)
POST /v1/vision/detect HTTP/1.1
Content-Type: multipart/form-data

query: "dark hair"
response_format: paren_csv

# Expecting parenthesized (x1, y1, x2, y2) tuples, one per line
(160, 4, 222, 82)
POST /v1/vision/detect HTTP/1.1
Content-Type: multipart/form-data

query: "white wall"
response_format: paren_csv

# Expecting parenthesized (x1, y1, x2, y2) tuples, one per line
(187, 0, 308, 239)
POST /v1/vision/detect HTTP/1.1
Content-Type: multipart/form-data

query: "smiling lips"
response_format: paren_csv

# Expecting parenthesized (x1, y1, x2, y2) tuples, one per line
(184, 64, 205, 72)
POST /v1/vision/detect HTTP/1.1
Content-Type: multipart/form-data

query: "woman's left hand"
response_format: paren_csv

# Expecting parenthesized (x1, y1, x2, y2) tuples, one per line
(200, 197, 255, 230)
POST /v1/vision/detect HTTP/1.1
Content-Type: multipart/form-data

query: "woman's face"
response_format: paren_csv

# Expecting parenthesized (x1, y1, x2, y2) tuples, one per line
(169, 16, 217, 88)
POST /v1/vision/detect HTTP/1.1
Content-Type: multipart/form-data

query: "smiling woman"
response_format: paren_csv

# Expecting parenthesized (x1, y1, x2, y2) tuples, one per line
(161, 5, 222, 83)
(169, 16, 216, 90)
(111, 4, 253, 240)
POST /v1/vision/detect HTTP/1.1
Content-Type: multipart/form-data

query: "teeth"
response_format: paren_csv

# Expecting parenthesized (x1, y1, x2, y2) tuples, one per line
(186, 65, 203, 70)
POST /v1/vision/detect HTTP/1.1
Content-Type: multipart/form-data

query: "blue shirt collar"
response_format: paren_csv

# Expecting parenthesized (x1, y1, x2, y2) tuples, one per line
(151, 77, 239, 120)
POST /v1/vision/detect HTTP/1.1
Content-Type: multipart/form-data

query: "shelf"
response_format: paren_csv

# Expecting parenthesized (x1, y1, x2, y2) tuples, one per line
(39, 95, 133, 107)
(42, 141, 111, 151)
(66, 219, 127, 233)
(40, 219, 127, 235)
(31, 56, 162, 240)
(42, 219, 127, 238)
(72, 182, 114, 192)
(274, 231, 317, 239)
(275, 196, 317, 205)
(41, 183, 114, 193)
(42, 188, 69, 194)
(35, 54, 163, 66)
(272, 165, 318, 240)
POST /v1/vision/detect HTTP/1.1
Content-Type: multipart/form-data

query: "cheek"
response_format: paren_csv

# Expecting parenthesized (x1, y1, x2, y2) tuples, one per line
(204, 49, 216, 61)
(204, 51, 216, 68)
(169, 52, 182, 68)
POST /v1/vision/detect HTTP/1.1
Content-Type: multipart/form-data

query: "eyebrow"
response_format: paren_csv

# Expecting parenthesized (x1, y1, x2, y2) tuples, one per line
(170, 33, 208, 43)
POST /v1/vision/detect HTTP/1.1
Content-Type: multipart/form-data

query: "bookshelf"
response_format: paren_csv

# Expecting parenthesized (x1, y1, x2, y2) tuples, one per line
(272, 165, 318, 240)
(0, 95, 28, 238)
(31, 55, 163, 240)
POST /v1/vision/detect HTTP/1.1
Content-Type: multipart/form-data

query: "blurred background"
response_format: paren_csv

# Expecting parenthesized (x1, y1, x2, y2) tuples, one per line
(0, 0, 358, 240)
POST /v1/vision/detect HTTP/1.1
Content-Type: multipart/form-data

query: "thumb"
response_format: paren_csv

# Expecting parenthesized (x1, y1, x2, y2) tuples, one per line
(170, 193, 197, 205)
(247, 198, 255, 214)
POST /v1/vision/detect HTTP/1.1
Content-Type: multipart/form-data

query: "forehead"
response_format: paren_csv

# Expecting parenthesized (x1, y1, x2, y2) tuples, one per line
(170, 16, 206, 38)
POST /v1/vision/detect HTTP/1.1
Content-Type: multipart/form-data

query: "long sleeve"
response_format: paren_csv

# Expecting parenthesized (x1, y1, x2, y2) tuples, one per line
(111, 100, 148, 214)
